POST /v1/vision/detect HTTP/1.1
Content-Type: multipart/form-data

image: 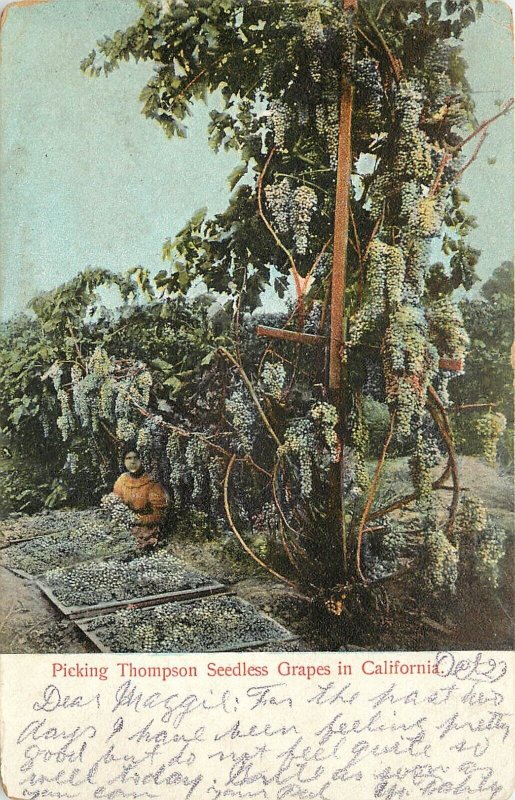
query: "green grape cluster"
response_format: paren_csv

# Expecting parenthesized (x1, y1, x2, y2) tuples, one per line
(282, 418, 317, 497)
(301, 8, 325, 83)
(476, 522, 507, 590)
(350, 240, 406, 347)
(383, 305, 438, 438)
(353, 56, 383, 119)
(135, 414, 165, 476)
(399, 181, 420, 222)
(361, 518, 406, 581)
(208, 457, 223, 511)
(136, 425, 152, 463)
(101, 492, 139, 529)
(166, 432, 183, 502)
(40, 409, 51, 438)
(403, 239, 429, 294)
(72, 372, 98, 428)
(65, 452, 79, 475)
(291, 185, 318, 255)
(392, 81, 433, 183)
(456, 494, 488, 535)
(269, 99, 290, 150)
(310, 402, 339, 461)
(422, 527, 458, 596)
(99, 378, 117, 422)
(116, 418, 138, 442)
(474, 411, 506, 466)
(264, 178, 292, 234)
(226, 385, 256, 454)
(348, 409, 370, 491)
(384, 245, 406, 306)
(56, 389, 74, 441)
(260, 362, 286, 399)
(427, 296, 469, 361)
(89, 346, 112, 378)
(409, 431, 441, 502)
(410, 195, 445, 239)
(348, 239, 388, 345)
(304, 300, 323, 334)
(185, 437, 209, 500)
(456, 496, 507, 590)
(363, 359, 384, 401)
(315, 93, 340, 168)
(135, 370, 153, 407)
(46, 362, 63, 392)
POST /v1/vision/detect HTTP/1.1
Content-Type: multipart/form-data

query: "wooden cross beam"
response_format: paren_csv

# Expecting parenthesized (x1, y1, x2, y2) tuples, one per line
(256, 325, 327, 347)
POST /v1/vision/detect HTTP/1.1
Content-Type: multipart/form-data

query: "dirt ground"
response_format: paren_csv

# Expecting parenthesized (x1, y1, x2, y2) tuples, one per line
(0, 456, 512, 654)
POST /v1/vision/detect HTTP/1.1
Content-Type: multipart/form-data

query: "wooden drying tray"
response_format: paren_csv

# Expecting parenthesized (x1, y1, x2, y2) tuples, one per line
(0, 534, 53, 549)
(2, 564, 35, 581)
(35, 578, 228, 620)
(75, 609, 297, 654)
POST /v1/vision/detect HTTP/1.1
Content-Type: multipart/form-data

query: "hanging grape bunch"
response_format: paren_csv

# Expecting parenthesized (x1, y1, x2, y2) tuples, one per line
(166, 432, 184, 505)
(301, 8, 326, 84)
(409, 431, 441, 502)
(260, 362, 286, 400)
(304, 300, 323, 334)
(226, 384, 256, 454)
(348, 240, 409, 349)
(361, 518, 406, 581)
(56, 389, 74, 441)
(383, 305, 438, 439)
(281, 418, 317, 498)
(135, 414, 166, 482)
(476, 522, 507, 590)
(264, 178, 292, 235)
(348, 407, 370, 493)
(184, 437, 210, 502)
(455, 495, 506, 590)
(291, 185, 318, 256)
(427, 296, 469, 365)
(474, 411, 506, 466)
(422, 526, 458, 597)
(64, 452, 79, 475)
(353, 55, 383, 118)
(310, 402, 339, 462)
(315, 94, 340, 169)
(269, 100, 290, 151)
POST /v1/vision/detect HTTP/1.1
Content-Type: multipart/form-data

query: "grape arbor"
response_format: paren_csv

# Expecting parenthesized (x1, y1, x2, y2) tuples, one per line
(18, 0, 511, 618)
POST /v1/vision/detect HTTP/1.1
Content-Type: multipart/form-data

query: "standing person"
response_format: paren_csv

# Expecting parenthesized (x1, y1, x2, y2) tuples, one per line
(113, 449, 169, 549)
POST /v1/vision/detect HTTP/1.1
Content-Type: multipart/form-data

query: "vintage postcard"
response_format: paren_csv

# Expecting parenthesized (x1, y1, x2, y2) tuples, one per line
(0, 0, 513, 798)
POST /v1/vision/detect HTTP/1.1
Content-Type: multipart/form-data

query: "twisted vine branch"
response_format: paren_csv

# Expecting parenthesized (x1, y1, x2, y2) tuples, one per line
(224, 454, 294, 586)
(355, 412, 396, 582)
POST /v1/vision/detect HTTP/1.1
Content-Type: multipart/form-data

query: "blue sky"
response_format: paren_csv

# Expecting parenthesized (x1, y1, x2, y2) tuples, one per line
(0, 0, 512, 320)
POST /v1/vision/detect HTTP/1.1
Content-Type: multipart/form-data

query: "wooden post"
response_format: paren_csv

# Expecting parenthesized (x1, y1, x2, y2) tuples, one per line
(329, 0, 357, 394)
(327, 0, 357, 579)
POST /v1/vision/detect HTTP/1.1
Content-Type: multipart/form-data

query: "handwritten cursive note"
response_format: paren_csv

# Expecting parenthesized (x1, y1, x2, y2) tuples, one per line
(1, 652, 513, 800)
